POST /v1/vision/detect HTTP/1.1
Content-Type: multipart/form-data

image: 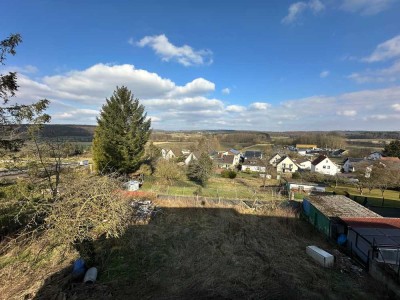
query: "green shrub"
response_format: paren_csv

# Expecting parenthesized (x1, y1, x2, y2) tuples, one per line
(221, 170, 237, 179)
(292, 172, 301, 179)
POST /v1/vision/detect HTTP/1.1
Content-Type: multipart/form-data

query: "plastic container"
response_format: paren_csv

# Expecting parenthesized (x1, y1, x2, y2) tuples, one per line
(71, 258, 86, 280)
(83, 267, 98, 284)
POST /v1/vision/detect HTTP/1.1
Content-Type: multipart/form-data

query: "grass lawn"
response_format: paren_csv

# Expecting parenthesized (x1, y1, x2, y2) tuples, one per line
(142, 173, 283, 201)
(327, 185, 400, 207)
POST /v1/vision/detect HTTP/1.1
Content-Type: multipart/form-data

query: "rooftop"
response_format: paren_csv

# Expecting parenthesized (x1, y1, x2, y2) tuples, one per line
(342, 218, 400, 247)
(306, 195, 381, 218)
(311, 155, 329, 166)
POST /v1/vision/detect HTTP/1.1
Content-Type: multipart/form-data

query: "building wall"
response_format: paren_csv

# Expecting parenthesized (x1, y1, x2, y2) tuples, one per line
(242, 165, 266, 172)
(347, 229, 371, 264)
(311, 159, 338, 175)
(277, 157, 298, 173)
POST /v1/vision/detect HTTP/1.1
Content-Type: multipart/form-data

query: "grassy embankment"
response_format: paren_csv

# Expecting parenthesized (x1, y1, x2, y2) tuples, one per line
(1, 198, 389, 299)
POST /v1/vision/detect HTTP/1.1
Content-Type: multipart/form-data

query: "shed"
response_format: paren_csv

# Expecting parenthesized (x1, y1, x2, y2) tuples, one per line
(125, 180, 140, 191)
(341, 218, 400, 265)
(303, 195, 381, 238)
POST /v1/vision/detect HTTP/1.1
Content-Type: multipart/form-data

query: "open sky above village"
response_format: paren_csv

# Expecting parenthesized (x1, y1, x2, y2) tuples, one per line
(2, 0, 400, 131)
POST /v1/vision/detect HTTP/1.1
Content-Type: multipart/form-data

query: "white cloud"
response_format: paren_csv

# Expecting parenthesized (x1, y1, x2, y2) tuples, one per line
(136, 34, 213, 66)
(282, 0, 325, 24)
(363, 35, 400, 63)
(168, 78, 215, 98)
(249, 102, 271, 110)
(320, 70, 330, 78)
(392, 103, 400, 111)
(226, 105, 246, 112)
(347, 60, 400, 83)
(337, 110, 357, 116)
(222, 88, 230, 95)
(340, 0, 396, 15)
(10, 63, 400, 130)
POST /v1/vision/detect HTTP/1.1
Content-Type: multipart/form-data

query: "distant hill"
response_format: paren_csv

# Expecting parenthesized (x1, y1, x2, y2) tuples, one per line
(39, 125, 96, 140)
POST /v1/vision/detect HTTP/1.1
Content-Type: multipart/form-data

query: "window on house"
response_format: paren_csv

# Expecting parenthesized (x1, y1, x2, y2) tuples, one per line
(323, 166, 326, 169)
(327, 166, 330, 169)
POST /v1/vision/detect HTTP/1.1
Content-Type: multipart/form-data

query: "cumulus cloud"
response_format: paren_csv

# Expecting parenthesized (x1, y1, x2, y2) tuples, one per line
(222, 88, 230, 95)
(10, 63, 400, 130)
(320, 70, 330, 78)
(136, 34, 213, 66)
(249, 102, 271, 110)
(348, 60, 400, 83)
(340, 0, 396, 15)
(167, 78, 215, 98)
(226, 105, 246, 112)
(282, 0, 325, 24)
(337, 110, 357, 116)
(363, 35, 400, 63)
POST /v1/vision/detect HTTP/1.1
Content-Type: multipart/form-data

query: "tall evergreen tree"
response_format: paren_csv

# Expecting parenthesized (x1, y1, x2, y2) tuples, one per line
(93, 86, 151, 174)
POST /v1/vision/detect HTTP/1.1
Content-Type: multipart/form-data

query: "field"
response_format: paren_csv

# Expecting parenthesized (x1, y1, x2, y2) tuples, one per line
(142, 173, 282, 201)
(328, 185, 400, 207)
(1, 198, 389, 299)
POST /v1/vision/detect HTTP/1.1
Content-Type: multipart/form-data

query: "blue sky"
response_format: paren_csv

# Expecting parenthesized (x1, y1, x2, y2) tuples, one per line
(2, 0, 400, 130)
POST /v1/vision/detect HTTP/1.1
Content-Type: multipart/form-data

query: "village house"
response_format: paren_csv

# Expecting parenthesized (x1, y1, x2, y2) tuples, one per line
(184, 152, 197, 165)
(368, 151, 383, 160)
(161, 149, 176, 160)
(244, 150, 263, 160)
(276, 156, 298, 173)
(342, 158, 365, 173)
(269, 153, 282, 166)
(296, 144, 318, 150)
(217, 155, 236, 169)
(311, 155, 339, 175)
(295, 158, 312, 170)
(241, 159, 266, 173)
(330, 149, 347, 157)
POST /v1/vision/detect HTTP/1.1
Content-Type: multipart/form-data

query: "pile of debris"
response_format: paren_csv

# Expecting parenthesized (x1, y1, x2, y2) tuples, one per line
(130, 200, 160, 223)
(332, 249, 364, 277)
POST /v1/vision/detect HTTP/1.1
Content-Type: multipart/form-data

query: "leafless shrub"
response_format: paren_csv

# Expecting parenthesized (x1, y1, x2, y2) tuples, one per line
(45, 174, 132, 247)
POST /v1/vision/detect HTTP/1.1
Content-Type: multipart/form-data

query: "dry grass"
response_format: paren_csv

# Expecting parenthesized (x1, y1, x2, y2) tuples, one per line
(0, 198, 389, 299)
(77, 199, 388, 299)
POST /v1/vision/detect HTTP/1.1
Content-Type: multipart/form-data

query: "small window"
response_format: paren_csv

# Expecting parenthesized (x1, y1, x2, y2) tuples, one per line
(327, 166, 330, 169)
(323, 166, 326, 169)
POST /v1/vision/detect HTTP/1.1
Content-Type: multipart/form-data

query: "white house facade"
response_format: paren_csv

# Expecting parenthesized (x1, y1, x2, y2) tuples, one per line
(296, 159, 312, 170)
(184, 152, 197, 165)
(269, 153, 282, 166)
(161, 149, 176, 160)
(276, 156, 298, 173)
(311, 155, 338, 175)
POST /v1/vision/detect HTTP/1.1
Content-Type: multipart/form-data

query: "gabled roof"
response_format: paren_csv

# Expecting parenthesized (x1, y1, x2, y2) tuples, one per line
(341, 218, 400, 229)
(242, 158, 263, 166)
(295, 158, 311, 164)
(343, 158, 365, 164)
(311, 155, 330, 166)
(332, 149, 347, 155)
(306, 195, 381, 218)
(276, 155, 295, 165)
(244, 150, 262, 158)
(221, 155, 234, 164)
(228, 149, 240, 155)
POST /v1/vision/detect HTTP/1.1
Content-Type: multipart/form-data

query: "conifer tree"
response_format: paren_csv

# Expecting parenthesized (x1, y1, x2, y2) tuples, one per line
(93, 86, 151, 174)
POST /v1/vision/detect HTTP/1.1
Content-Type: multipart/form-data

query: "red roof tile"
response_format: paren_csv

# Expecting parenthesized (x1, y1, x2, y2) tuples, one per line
(341, 217, 400, 229)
